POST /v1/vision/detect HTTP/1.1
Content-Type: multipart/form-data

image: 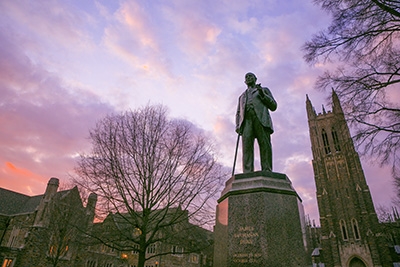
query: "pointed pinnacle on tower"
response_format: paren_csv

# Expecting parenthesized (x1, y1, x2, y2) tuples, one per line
(332, 88, 344, 114)
(306, 94, 316, 119)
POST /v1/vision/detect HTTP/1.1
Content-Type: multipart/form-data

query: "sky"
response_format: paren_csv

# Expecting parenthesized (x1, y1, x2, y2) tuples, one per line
(0, 0, 394, 224)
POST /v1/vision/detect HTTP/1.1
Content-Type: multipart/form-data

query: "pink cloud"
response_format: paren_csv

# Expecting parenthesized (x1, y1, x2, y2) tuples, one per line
(117, 2, 158, 50)
(0, 25, 114, 196)
(1, 161, 46, 195)
(0, 0, 92, 53)
(161, 3, 221, 60)
(5, 162, 41, 179)
(102, 1, 175, 79)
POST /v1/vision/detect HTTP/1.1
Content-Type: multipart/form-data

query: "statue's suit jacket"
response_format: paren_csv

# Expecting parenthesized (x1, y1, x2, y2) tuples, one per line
(236, 86, 277, 134)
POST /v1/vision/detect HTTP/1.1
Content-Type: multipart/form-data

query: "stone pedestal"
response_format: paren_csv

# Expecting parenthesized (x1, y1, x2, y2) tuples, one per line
(213, 171, 309, 267)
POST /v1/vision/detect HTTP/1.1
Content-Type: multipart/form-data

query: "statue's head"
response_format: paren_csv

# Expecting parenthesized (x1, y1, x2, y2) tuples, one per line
(245, 72, 257, 85)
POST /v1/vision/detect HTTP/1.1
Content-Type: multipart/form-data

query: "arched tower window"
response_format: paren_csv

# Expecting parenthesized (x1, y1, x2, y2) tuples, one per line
(340, 220, 348, 240)
(322, 129, 331, 154)
(352, 218, 361, 240)
(349, 257, 367, 267)
(331, 127, 341, 152)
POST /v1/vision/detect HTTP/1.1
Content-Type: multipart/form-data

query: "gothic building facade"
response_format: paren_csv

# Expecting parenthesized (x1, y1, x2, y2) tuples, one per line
(0, 178, 100, 267)
(0, 178, 213, 267)
(306, 91, 400, 267)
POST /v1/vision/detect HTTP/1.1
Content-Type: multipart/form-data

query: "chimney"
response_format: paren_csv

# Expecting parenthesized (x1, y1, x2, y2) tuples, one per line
(34, 177, 59, 226)
(86, 193, 98, 223)
(43, 177, 59, 201)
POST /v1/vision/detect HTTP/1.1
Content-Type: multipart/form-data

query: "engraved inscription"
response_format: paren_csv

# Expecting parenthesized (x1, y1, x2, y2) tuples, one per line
(231, 226, 263, 264)
(233, 252, 262, 263)
(233, 226, 259, 245)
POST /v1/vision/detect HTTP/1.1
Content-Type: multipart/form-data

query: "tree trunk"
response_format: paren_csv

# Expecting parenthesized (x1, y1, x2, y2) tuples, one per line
(138, 250, 146, 267)
(138, 231, 147, 267)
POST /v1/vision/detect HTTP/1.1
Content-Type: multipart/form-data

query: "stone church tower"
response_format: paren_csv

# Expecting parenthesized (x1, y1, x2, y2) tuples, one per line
(306, 91, 392, 267)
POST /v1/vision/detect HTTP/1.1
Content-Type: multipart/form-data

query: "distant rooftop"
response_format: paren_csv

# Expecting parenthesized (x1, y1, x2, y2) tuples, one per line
(0, 187, 43, 215)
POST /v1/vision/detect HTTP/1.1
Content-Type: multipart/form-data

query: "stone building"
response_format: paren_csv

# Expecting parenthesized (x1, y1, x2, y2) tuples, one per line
(81, 211, 213, 267)
(0, 177, 95, 267)
(306, 91, 400, 267)
(0, 178, 213, 267)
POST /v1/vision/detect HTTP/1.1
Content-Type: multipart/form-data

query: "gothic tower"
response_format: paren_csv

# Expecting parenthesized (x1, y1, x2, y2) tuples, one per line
(306, 91, 392, 267)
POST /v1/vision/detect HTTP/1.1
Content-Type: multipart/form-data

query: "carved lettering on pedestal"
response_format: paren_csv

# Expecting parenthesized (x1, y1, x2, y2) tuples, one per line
(232, 252, 262, 263)
(232, 226, 262, 264)
(233, 226, 259, 245)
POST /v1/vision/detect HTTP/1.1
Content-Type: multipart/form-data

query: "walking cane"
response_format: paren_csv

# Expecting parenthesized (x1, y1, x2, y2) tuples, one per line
(232, 134, 240, 176)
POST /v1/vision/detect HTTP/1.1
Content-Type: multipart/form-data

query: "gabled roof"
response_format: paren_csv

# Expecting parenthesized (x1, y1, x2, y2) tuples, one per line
(0, 188, 43, 215)
(0, 186, 80, 216)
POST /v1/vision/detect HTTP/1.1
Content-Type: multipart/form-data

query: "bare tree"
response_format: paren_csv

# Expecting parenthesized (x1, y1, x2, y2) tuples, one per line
(376, 205, 400, 247)
(74, 105, 225, 267)
(303, 0, 400, 178)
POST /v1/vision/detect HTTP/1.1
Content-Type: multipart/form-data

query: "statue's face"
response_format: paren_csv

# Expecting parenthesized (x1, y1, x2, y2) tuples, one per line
(245, 73, 257, 85)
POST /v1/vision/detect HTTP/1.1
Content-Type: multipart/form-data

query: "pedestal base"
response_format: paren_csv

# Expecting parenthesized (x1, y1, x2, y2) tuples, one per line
(213, 171, 309, 267)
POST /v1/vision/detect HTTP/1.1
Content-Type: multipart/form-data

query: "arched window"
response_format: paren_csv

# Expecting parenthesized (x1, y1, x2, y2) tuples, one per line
(322, 129, 331, 154)
(340, 220, 348, 240)
(352, 218, 361, 240)
(349, 257, 367, 267)
(331, 127, 341, 152)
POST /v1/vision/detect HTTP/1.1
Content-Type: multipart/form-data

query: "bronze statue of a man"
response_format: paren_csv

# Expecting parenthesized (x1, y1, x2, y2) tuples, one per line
(236, 72, 277, 173)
